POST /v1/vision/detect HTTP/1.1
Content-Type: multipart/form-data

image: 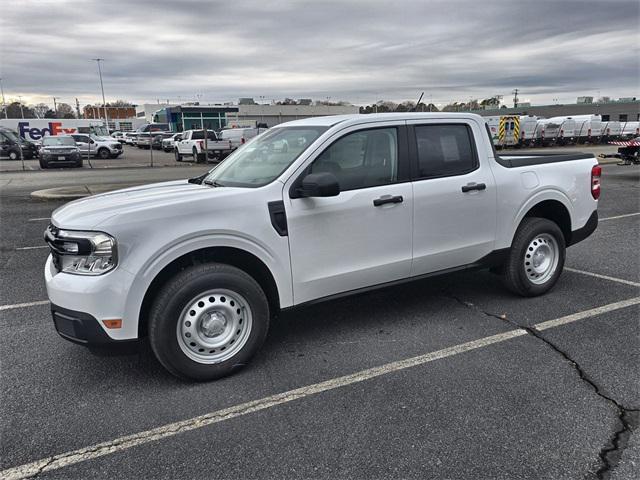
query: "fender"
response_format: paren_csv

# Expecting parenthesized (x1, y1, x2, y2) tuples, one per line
(122, 232, 293, 337)
(503, 188, 574, 248)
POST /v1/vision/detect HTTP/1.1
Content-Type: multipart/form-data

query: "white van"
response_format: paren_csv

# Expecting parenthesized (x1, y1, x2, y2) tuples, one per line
(572, 115, 603, 143)
(218, 127, 267, 149)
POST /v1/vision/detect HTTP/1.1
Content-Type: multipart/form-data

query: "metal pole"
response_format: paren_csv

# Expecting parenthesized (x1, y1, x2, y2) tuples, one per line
(0, 78, 7, 118)
(18, 96, 24, 118)
(92, 58, 109, 131)
(149, 131, 154, 168)
(53, 97, 58, 115)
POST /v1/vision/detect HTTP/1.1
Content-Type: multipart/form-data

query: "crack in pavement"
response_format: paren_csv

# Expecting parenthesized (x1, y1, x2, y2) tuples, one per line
(444, 292, 639, 480)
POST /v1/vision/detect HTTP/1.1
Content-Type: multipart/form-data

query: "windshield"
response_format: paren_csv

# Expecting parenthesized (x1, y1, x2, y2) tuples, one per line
(1, 129, 23, 143)
(43, 136, 76, 146)
(203, 126, 327, 188)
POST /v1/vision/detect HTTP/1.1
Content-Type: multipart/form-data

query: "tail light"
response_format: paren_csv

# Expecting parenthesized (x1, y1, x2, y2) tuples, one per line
(241, 137, 245, 144)
(591, 165, 601, 200)
(587, 128, 591, 137)
(560, 129, 564, 137)
(198, 140, 203, 149)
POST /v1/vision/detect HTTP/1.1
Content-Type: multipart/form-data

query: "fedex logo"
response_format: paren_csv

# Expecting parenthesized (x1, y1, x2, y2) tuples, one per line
(18, 122, 78, 140)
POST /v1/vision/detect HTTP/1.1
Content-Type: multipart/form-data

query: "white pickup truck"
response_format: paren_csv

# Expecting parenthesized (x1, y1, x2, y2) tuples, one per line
(174, 129, 234, 163)
(44, 113, 600, 381)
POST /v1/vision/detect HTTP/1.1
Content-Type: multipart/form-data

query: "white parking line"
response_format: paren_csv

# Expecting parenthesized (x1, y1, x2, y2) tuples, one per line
(28, 217, 50, 222)
(600, 212, 640, 221)
(0, 300, 50, 312)
(2, 295, 638, 480)
(565, 267, 640, 288)
(15, 245, 48, 251)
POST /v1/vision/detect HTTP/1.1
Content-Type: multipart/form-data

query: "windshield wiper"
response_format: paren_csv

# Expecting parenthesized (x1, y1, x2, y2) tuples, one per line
(203, 179, 226, 187)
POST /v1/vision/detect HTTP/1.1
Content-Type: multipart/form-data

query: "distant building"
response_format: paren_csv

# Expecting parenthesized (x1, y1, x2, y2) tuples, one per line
(135, 103, 180, 122)
(238, 98, 257, 105)
(577, 96, 594, 104)
(84, 105, 136, 119)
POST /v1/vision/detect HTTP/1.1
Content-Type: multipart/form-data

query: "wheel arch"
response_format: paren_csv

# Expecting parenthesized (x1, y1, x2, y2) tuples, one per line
(514, 197, 572, 246)
(137, 246, 281, 338)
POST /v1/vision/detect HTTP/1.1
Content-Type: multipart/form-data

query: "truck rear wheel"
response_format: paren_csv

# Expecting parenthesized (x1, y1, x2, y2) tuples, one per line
(501, 217, 565, 297)
(174, 149, 183, 162)
(193, 147, 206, 163)
(148, 263, 270, 381)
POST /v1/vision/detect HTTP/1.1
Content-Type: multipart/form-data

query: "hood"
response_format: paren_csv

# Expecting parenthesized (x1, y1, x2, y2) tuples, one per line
(51, 179, 231, 230)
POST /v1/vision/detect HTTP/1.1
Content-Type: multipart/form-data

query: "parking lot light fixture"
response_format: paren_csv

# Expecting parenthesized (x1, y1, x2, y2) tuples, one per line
(0, 78, 7, 119)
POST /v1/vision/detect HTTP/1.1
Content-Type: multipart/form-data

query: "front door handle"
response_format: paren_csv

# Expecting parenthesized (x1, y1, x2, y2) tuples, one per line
(461, 183, 486, 193)
(373, 195, 403, 206)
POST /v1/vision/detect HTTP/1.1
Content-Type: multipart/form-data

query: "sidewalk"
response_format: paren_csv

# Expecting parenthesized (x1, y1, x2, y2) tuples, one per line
(31, 183, 144, 200)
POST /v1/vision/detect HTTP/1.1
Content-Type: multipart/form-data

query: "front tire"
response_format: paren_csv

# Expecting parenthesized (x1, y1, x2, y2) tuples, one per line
(148, 263, 270, 381)
(501, 217, 565, 297)
(39, 159, 48, 169)
(174, 148, 183, 162)
(97, 148, 110, 159)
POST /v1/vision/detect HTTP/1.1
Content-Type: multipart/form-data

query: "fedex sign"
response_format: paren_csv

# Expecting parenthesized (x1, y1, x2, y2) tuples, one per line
(18, 121, 78, 140)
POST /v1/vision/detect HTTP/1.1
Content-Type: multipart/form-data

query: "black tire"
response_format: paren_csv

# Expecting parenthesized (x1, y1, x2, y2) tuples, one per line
(97, 148, 110, 159)
(174, 148, 183, 162)
(501, 217, 566, 297)
(39, 159, 48, 169)
(76, 159, 84, 168)
(148, 263, 270, 381)
(193, 147, 205, 163)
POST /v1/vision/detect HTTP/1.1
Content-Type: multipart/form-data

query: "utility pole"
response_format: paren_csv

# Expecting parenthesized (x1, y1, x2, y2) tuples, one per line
(52, 96, 59, 115)
(512, 88, 519, 108)
(0, 78, 7, 118)
(75, 98, 82, 118)
(92, 58, 109, 131)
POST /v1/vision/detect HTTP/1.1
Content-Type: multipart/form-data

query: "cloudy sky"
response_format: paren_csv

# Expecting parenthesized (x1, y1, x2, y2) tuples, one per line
(1, 0, 638, 108)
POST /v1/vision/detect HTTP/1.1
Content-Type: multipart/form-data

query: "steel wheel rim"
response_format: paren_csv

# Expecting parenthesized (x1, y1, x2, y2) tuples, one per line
(524, 233, 559, 285)
(176, 289, 252, 364)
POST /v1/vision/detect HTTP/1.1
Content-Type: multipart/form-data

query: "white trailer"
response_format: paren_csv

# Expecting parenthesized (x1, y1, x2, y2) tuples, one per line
(0, 119, 108, 142)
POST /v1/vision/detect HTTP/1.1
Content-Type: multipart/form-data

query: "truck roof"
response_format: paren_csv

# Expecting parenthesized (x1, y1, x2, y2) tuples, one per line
(280, 112, 484, 128)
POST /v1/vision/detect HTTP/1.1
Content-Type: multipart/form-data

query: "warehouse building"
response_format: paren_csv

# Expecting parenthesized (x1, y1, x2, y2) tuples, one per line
(471, 99, 639, 122)
(150, 102, 359, 131)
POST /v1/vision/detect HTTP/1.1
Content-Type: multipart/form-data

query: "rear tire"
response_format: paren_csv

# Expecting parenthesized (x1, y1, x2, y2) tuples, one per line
(39, 159, 48, 169)
(501, 217, 565, 297)
(148, 263, 270, 381)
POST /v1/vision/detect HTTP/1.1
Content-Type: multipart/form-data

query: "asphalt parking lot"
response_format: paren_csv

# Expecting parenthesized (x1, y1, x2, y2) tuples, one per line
(0, 164, 638, 479)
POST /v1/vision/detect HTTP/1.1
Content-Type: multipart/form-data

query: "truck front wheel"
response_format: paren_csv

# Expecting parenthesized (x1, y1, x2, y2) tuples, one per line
(148, 263, 270, 381)
(501, 217, 566, 297)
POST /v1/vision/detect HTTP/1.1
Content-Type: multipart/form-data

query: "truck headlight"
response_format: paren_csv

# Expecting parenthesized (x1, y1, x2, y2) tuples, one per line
(45, 227, 117, 275)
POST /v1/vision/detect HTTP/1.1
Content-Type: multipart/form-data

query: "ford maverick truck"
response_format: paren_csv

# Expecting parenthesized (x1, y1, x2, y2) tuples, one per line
(44, 113, 600, 380)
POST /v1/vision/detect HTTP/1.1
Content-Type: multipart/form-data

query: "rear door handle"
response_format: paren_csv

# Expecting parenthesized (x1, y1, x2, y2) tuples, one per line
(461, 183, 487, 193)
(373, 195, 403, 206)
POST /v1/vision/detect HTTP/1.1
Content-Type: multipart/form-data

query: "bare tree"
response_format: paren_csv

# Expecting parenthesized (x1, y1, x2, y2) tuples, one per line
(33, 103, 50, 119)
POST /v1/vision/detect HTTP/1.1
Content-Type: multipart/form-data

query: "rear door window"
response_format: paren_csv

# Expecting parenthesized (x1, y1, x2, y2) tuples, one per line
(413, 124, 478, 178)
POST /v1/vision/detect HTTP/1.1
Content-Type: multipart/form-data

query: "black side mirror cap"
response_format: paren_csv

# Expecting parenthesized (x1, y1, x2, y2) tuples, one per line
(297, 172, 340, 198)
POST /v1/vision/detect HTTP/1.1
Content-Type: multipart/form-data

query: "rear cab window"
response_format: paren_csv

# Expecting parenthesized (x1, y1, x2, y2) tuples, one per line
(411, 124, 479, 179)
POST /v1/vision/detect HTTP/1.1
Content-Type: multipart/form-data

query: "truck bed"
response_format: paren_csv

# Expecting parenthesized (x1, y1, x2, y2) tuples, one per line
(496, 152, 596, 168)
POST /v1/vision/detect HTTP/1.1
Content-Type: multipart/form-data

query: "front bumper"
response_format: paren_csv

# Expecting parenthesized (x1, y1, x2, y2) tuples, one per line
(45, 255, 139, 343)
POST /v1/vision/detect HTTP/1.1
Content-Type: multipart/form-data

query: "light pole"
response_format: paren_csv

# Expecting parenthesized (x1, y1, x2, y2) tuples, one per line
(92, 58, 109, 131)
(17, 95, 24, 119)
(52, 96, 59, 116)
(0, 78, 7, 118)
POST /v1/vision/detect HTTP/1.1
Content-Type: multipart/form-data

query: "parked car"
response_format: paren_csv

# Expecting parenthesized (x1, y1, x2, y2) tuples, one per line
(174, 129, 234, 163)
(218, 127, 267, 150)
(44, 113, 600, 381)
(124, 132, 138, 145)
(162, 133, 183, 152)
(136, 132, 152, 149)
(110, 131, 127, 143)
(38, 135, 82, 168)
(0, 127, 39, 160)
(70, 134, 123, 159)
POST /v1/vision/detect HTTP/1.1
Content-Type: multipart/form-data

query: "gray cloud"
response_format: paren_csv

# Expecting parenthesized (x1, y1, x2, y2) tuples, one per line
(0, 0, 638, 107)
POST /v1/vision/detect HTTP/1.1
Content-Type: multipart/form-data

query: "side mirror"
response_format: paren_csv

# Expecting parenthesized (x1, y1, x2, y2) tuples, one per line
(298, 172, 340, 197)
